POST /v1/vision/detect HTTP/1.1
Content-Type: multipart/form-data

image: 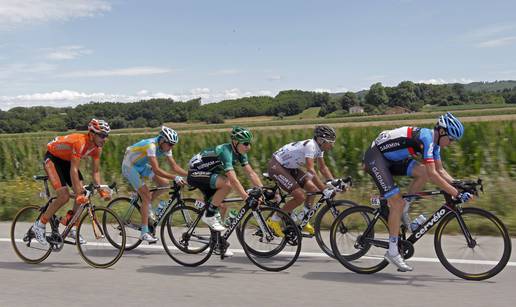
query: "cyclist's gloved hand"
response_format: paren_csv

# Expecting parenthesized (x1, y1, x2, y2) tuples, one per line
(456, 192, 473, 203)
(322, 187, 335, 199)
(75, 195, 88, 205)
(99, 188, 111, 201)
(174, 176, 186, 185)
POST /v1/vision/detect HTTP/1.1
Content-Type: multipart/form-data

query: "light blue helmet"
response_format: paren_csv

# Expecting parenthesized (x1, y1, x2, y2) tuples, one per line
(159, 126, 179, 144)
(437, 112, 464, 140)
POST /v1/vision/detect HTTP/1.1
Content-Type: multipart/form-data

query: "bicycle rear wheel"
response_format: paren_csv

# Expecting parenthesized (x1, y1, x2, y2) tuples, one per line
(11, 205, 52, 264)
(106, 197, 142, 250)
(160, 203, 213, 267)
(77, 207, 126, 268)
(240, 206, 302, 271)
(330, 206, 389, 274)
(314, 199, 358, 258)
(434, 207, 512, 281)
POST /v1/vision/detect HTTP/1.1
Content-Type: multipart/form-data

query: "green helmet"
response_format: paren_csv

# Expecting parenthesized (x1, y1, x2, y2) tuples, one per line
(231, 126, 253, 143)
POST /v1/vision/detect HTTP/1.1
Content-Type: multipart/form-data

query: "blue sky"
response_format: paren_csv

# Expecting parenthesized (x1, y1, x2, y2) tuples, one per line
(1, 0, 516, 110)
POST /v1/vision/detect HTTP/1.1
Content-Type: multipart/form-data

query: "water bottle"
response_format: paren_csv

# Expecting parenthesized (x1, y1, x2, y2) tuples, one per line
(155, 200, 167, 218)
(224, 209, 238, 227)
(409, 214, 427, 232)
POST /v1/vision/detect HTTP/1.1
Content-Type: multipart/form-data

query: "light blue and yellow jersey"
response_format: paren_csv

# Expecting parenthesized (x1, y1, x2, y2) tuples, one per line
(123, 137, 172, 168)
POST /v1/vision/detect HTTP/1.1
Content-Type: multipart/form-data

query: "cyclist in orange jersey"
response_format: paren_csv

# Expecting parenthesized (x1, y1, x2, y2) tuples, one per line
(32, 119, 112, 246)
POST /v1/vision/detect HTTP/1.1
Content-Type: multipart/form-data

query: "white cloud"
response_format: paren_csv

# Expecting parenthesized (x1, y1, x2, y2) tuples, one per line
(467, 24, 516, 39)
(0, 62, 56, 79)
(45, 45, 92, 60)
(0, 0, 111, 29)
(59, 66, 174, 78)
(267, 75, 282, 81)
(209, 69, 240, 76)
(476, 36, 516, 48)
(0, 88, 278, 110)
(312, 88, 331, 93)
(417, 78, 474, 85)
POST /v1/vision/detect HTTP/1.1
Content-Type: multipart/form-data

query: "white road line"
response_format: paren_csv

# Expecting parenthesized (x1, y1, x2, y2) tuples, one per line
(2, 238, 515, 266)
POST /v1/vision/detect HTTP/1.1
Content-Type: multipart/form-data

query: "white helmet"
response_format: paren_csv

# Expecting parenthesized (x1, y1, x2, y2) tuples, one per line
(159, 126, 179, 144)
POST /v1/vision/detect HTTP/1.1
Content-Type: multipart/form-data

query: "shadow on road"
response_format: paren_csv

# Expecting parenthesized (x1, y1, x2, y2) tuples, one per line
(302, 271, 495, 286)
(0, 260, 92, 272)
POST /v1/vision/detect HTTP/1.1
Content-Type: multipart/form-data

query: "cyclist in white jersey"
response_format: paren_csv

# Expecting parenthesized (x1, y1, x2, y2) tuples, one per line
(266, 125, 338, 236)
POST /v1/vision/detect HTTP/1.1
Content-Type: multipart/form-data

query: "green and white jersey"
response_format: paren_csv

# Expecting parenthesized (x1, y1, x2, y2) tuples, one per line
(188, 143, 249, 173)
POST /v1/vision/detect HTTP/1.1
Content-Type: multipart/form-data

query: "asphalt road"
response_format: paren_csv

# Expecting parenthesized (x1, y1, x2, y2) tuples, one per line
(1, 222, 515, 307)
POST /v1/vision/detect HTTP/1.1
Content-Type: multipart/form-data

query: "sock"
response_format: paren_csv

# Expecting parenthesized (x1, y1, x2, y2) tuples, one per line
(36, 220, 46, 228)
(205, 203, 218, 217)
(141, 225, 149, 234)
(303, 203, 312, 215)
(388, 236, 399, 256)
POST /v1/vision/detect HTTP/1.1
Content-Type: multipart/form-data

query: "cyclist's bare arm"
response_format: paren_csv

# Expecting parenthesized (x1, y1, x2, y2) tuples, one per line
(316, 157, 334, 181)
(242, 164, 263, 187)
(435, 160, 454, 183)
(306, 157, 325, 190)
(70, 156, 84, 196)
(165, 155, 188, 176)
(226, 169, 248, 199)
(148, 156, 175, 180)
(425, 162, 458, 196)
(91, 157, 101, 185)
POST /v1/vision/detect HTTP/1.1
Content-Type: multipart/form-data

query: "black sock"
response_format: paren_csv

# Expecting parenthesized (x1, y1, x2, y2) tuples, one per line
(205, 203, 218, 217)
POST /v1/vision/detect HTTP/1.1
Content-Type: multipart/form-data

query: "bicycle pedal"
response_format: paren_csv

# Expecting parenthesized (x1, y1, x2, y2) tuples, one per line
(301, 233, 314, 238)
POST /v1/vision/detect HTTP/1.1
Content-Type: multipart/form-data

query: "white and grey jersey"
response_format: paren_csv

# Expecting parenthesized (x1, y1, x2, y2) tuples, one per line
(273, 139, 324, 169)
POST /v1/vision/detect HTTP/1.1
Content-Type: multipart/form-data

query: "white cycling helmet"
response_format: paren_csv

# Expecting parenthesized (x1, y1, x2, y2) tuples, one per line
(159, 126, 179, 144)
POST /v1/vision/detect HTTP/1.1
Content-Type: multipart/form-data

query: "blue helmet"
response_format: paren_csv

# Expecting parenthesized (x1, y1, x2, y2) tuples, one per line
(437, 112, 464, 140)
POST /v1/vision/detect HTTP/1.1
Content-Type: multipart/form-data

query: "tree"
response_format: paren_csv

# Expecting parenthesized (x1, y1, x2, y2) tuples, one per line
(365, 83, 388, 106)
(340, 92, 359, 110)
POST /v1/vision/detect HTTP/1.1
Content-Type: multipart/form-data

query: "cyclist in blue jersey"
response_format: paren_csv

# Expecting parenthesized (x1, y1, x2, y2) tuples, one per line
(362, 112, 473, 271)
(122, 126, 187, 242)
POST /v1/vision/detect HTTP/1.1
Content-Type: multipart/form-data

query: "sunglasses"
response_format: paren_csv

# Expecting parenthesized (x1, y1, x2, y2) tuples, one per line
(96, 133, 109, 139)
(241, 142, 251, 146)
(322, 138, 335, 144)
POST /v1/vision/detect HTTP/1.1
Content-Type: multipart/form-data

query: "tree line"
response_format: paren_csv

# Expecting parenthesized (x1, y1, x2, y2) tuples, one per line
(1, 81, 516, 133)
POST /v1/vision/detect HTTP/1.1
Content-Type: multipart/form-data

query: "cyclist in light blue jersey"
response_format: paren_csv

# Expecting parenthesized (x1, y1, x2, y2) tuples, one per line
(122, 126, 187, 242)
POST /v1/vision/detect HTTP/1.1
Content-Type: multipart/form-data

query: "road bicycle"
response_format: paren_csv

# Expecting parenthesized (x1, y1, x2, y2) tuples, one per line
(11, 175, 126, 268)
(329, 179, 511, 280)
(161, 187, 302, 272)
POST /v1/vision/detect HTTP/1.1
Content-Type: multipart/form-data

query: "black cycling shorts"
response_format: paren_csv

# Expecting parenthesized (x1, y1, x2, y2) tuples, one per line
(187, 170, 218, 202)
(44, 152, 84, 189)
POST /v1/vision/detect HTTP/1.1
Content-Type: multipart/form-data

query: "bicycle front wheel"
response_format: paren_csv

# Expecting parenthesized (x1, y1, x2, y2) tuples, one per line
(330, 206, 389, 274)
(107, 197, 142, 251)
(434, 207, 512, 281)
(314, 199, 358, 258)
(77, 207, 126, 268)
(11, 205, 52, 264)
(160, 203, 213, 267)
(240, 206, 302, 272)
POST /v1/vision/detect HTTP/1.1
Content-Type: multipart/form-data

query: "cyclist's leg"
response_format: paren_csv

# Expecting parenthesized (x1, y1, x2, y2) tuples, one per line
(267, 157, 305, 213)
(123, 163, 156, 241)
(211, 175, 232, 217)
(363, 146, 412, 271)
(150, 172, 169, 203)
(40, 155, 72, 222)
(406, 160, 427, 194)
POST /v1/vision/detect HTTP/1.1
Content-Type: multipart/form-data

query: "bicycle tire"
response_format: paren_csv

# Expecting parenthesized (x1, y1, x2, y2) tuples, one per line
(10, 205, 52, 264)
(314, 199, 358, 258)
(106, 196, 142, 251)
(434, 207, 512, 281)
(76, 207, 126, 268)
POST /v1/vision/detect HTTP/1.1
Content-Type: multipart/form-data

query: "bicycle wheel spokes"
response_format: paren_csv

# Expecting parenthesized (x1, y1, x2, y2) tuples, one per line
(77, 207, 125, 268)
(10, 205, 52, 264)
(160, 204, 213, 267)
(314, 200, 358, 258)
(435, 207, 511, 280)
(107, 197, 142, 250)
(331, 206, 389, 274)
(241, 207, 302, 271)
